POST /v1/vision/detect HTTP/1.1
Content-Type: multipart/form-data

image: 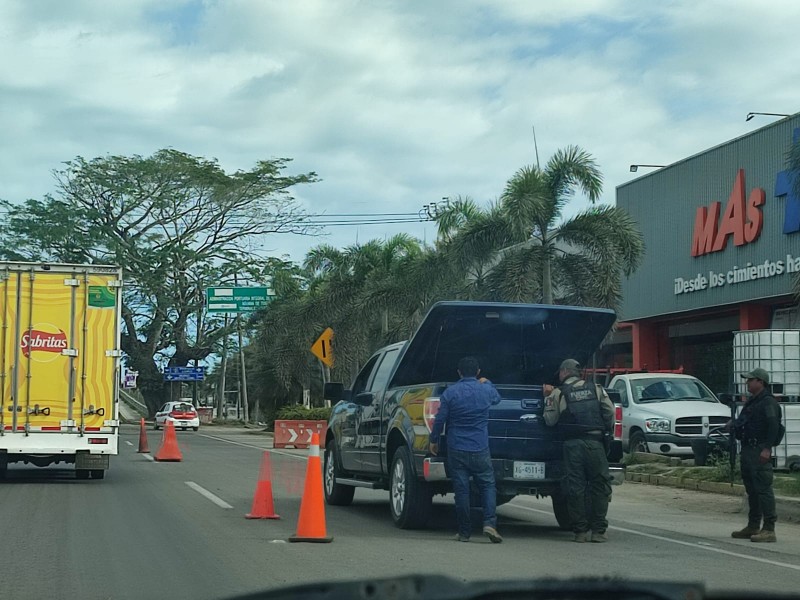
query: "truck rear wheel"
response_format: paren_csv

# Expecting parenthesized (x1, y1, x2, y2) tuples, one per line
(551, 491, 572, 531)
(324, 443, 355, 506)
(389, 446, 432, 529)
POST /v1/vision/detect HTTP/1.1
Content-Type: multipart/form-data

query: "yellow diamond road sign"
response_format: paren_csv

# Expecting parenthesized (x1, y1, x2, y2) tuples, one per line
(311, 327, 334, 367)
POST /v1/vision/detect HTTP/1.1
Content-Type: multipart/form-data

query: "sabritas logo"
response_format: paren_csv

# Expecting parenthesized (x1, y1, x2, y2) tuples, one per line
(691, 169, 765, 257)
(21, 324, 68, 361)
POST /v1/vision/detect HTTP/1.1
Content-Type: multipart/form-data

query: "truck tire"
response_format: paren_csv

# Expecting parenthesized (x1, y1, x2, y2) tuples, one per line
(389, 446, 432, 529)
(324, 444, 355, 506)
(91, 470, 105, 480)
(629, 430, 648, 454)
(76, 470, 90, 480)
(551, 491, 572, 531)
(153, 421, 160, 431)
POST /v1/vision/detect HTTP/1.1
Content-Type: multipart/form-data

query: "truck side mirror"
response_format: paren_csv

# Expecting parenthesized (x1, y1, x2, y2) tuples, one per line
(324, 382, 344, 403)
(353, 392, 375, 406)
(717, 393, 734, 407)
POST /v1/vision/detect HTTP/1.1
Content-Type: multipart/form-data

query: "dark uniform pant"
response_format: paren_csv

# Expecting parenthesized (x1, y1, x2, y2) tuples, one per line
(563, 438, 612, 533)
(740, 445, 776, 530)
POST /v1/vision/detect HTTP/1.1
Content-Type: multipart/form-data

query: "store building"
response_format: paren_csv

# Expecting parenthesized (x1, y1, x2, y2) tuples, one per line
(613, 113, 800, 393)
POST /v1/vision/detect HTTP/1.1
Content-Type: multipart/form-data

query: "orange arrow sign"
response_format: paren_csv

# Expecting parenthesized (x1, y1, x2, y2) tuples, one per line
(310, 327, 334, 367)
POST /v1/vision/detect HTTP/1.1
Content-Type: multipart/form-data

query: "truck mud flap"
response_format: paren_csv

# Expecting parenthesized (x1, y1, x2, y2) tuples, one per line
(75, 453, 109, 470)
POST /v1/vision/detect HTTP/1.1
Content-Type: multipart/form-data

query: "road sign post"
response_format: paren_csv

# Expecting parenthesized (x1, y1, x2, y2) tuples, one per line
(206, 287, 272, 313)
(163, 366, 206, 382)
(310, 328, 334, 368)
(207, 284, 275, 423)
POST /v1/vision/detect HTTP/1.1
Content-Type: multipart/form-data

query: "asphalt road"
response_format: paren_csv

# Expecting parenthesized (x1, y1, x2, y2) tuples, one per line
(1, 424, 799, 600)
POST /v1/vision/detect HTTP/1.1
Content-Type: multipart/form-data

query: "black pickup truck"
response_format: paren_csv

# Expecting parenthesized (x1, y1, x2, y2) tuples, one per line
(323, 301, 625, 529)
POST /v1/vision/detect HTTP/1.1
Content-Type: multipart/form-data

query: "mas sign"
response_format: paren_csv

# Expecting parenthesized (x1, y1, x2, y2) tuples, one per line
(691, 170, 765, 257)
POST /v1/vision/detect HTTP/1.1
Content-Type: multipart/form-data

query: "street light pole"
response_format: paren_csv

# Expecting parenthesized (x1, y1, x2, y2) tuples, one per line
(629, 164, 666, 173)
(745, 112, 790, 122)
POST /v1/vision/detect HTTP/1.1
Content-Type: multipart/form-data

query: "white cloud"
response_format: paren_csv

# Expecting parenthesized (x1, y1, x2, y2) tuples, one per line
(0, 0, 798, 260)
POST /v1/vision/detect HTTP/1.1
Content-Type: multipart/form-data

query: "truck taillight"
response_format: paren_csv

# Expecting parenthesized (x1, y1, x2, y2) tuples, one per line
(614, 405, 623, 440)
(88, 438, 108, 444)
(423, 397, 440, 433)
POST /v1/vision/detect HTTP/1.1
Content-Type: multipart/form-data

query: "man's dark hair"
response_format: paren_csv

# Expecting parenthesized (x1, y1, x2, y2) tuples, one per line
(458, 356, 480, 377)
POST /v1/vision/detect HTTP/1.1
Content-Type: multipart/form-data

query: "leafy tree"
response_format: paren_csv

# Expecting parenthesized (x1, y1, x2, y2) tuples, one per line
(0, 149, 317, 415)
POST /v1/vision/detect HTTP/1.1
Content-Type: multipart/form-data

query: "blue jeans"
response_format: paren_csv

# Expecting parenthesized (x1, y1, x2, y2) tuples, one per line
(447, 448, 497, 537)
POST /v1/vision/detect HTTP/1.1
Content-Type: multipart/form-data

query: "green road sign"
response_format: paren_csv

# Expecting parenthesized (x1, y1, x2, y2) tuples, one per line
(206, 287, 272, 313)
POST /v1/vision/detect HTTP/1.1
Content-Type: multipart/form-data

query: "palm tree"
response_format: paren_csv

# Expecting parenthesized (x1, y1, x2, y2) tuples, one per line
(437, 146, 645, 310)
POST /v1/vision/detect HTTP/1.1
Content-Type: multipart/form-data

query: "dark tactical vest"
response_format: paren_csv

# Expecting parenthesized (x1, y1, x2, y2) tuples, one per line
(558, 380, 606, 440)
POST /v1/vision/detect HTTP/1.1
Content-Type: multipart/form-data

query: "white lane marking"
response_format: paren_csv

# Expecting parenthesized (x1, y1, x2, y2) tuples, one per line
(125, 441, 134, 447)
(197, 433, 306, 461)
(507, 503, 800, 572)
(142, 453, 154, 462)
(185, 481, 234, 509)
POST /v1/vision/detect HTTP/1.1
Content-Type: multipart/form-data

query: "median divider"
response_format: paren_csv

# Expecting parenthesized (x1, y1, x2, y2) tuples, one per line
(274, 420, 327, 449)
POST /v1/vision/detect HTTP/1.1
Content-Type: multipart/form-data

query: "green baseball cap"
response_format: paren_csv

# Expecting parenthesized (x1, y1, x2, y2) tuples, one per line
(741, 368, 770, 385)
(558, 359, 581, 371)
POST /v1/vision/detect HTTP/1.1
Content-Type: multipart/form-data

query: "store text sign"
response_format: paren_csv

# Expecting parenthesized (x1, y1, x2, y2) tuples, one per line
(691, 169, 765, 257)
(674, 254, 800, 295)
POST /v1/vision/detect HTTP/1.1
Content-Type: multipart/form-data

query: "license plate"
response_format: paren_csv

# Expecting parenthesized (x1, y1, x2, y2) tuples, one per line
(181, 421, 188, 426)
(513, 461, 545, 480)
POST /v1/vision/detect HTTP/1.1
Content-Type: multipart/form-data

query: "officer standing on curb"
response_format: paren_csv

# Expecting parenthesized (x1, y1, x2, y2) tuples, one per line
(543, 359, 615, 543)
(731, 368, 781, 543)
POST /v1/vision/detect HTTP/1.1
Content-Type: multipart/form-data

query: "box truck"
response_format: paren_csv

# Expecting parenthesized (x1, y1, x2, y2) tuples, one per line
(0, 262, 122, 479)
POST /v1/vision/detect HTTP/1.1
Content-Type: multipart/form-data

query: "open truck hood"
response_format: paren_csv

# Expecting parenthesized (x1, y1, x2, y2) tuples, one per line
(390, 301, 616, 388)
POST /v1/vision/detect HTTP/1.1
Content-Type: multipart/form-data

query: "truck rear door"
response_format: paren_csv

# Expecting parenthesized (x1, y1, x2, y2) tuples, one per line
(0, 264, 121, 434)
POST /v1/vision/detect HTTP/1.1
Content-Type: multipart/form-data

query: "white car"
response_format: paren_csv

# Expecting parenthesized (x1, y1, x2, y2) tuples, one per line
(609, 373, 731, 456)
(154, 401, 200, 431)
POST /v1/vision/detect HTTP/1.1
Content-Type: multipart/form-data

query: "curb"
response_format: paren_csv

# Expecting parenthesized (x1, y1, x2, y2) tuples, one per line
(625, 470, 746, 496)
(625, 471, 800, 523)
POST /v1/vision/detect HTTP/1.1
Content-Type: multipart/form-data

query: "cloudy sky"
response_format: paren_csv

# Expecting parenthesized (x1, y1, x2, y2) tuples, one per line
(1, 0, 798, 262)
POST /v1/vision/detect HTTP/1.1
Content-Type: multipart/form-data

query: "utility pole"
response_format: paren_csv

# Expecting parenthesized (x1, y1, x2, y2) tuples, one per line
(237, 314, 249, 422)
(234, 272, 250, 423)
(218, 314, 228, 421)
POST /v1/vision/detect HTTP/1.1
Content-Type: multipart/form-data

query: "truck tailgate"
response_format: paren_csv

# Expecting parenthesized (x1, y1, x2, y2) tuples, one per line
(0, 264, 121, 434)
(488, 385, 561, 462)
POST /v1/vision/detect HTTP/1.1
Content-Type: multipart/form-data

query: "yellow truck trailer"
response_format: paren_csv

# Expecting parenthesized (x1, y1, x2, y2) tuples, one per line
(0, 262, 122, 479)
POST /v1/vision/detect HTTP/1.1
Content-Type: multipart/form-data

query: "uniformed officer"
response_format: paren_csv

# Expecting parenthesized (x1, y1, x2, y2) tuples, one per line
(543, 358, 615, 543)
(731, 368, 781, 543)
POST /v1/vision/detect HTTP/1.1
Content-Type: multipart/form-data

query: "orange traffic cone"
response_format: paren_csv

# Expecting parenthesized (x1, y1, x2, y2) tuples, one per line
(288, 433, 333, 543)
(154, 420, 183, 462)
(246, 451, 280, 519)
(137, 418, 150, 453)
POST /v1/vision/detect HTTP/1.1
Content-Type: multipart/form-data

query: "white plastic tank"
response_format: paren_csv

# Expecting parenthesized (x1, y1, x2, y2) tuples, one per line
(733, 330, 800, 396)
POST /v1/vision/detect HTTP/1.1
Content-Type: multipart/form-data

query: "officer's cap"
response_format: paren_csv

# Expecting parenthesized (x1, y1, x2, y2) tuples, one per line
(741, 368, 770, 385)
(558, 358, 581, 372)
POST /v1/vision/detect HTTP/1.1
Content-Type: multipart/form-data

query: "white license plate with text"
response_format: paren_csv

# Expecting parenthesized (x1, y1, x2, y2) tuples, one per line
(513, 461, 545, 480)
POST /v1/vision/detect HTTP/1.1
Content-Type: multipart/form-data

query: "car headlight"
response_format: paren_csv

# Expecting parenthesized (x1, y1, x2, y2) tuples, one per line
(645, 418, 671, 433)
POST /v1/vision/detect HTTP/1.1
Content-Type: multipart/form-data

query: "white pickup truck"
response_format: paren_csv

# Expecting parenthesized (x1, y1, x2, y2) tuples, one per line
(608, 373, 730, 456)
